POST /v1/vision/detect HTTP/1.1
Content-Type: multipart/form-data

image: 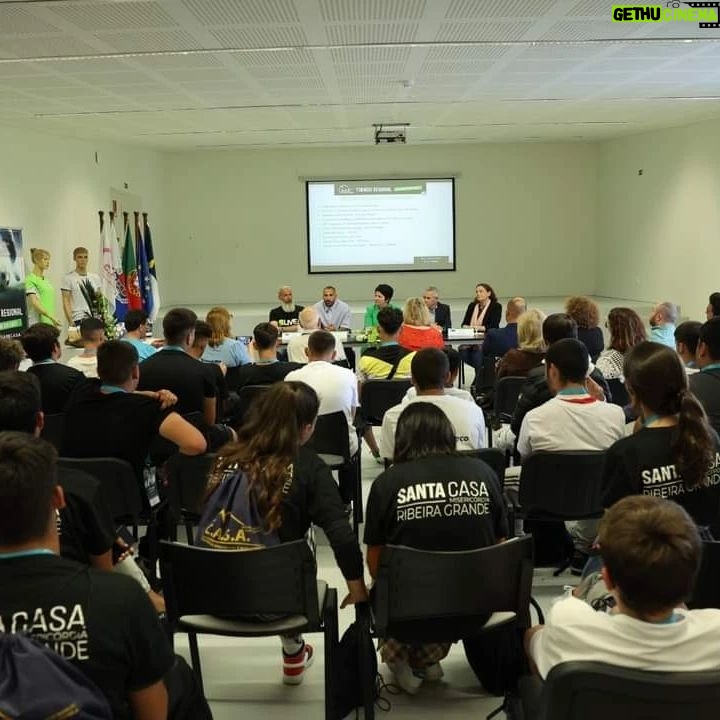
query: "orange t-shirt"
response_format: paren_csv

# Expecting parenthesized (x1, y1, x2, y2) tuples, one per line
(397, 324, 445, 351)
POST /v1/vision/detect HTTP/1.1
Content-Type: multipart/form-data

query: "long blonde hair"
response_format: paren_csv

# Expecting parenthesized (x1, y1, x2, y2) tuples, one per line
(403, 297, 431, 327)
(206, 306, 232, 347)
(518, 309, 546, 351)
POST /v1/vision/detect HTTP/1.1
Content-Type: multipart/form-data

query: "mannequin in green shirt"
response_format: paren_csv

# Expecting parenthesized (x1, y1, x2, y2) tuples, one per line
(25, 248, 60, 327)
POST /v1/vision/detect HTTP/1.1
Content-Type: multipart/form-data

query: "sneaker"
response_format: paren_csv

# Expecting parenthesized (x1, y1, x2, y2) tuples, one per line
(283, 642, 314, 685)
(386, 660, 423, 695)
(422, 663, 444, 682)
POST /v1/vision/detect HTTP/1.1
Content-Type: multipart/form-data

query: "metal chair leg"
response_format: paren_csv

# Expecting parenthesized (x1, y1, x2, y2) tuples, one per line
(188, 632, 204, 696)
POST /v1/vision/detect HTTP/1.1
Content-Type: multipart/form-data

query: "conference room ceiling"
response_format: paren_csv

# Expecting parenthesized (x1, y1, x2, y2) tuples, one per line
(1, 0, 720, 150)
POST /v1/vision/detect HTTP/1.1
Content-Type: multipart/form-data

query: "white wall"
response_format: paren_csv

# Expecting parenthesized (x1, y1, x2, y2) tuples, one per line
(162, 142, 598, 307)
(597, 118, 720, 319)
(0, 125, 165, 306)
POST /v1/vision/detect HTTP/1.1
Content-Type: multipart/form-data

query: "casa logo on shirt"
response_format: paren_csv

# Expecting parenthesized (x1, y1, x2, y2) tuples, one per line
(641, 452, 720, 498)
(396, 480, 491, 521)
(1, 604, 89, 660)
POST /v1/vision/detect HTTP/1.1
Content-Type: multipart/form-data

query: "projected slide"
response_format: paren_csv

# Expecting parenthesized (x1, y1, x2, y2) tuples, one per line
(306, 178, 455, 273)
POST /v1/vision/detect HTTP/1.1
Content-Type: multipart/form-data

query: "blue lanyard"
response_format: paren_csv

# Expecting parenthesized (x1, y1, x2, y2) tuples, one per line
(0, 549, 54, 560)
(702, 363, 720, 373)
(557, 387, 587, 396)
(100, 384, 127, 394)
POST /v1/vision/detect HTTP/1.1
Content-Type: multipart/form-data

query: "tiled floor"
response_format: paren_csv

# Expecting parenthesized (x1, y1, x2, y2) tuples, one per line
(174, 435, 568, 720)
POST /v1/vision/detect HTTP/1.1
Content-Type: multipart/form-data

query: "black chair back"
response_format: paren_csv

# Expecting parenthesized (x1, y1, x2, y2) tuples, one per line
(519, 451, 606, 519)
(458, 448, 506, 489)
(475, 354, 498, 393)
(58, 456, 143, 523)
(165, 452, 216, 517)
(235, 384, 270, 426)
(41, 413, 64, 450)
(306, 410, 351, 462)
(159, 538, 320, 624)
(374, 536, 533, 641)
(494, 376, 526, 422)
(361, 380, 412, 425)
(607, 378, 629, 407)
(689, 540, 720, 609)
(538, 661, 720, 720)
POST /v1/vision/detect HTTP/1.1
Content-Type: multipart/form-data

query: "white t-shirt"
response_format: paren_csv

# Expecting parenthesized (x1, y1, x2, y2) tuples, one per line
(286, 332, 346, 364)
(61, 271, 102, 322)
(530, 596, 720, 680)
(285, 361, 358, 454)
(380, 393, 486, 460)
(403, 385, 474, 404)
(66, 354, 98, 379)
(517, 393, 625, 459)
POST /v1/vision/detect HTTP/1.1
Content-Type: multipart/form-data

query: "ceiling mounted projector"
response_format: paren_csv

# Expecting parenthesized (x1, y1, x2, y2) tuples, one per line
(373, 124, 408, 145)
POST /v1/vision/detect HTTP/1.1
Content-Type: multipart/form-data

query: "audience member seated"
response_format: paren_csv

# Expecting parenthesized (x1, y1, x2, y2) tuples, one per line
(565, 296, 604, 362)
(525, 496, 720, 682)
(313, 285, 352, 331)
(595, 307, 647, 381)
(0, 433, 212, 720)
(690, 317, 720, 437)
(137, 308, 227, 437)
(364, 284, 398, 329)
(121, 308, 159, 361)
(269, 285, 304, 329)
(602, 341, 720, 537)
(201, 306, 251, 367)
(422, 285, 452, 331)
(189, 320, 229, 413)
(649, 301, 678, 348)
(404, 348, 473, 403)
(0, 337, 23, 371)
(287, 307, 347, 364)
(497, 309, 546, 379)
(62, 341, 207, 482)
(0, 370, 165, 612)
(380, 348, 486, 459)
(517, 339, 625, 564)
(675, 320, 702, 373)
(707, 292, 720, 320)
(364, 403, 507, 694)
(66, 317, 105, 378)
(460, 283, 502, 382)
(231, 322, 302, 390)
(397, 297, 445, 351)
(357, 308, 414, 384)
(21, 323, 85, 414)
(482, 296, 526, 359)
(198, 381, 367, 684)
(285, 331, 359, 506)
(511, 314, 610, 438)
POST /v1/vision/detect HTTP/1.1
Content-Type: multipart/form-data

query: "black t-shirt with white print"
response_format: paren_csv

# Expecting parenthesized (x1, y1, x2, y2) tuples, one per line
(602, 426, 720, 532)
(364, 454, 508, 550)
(0, 555, 173, 720)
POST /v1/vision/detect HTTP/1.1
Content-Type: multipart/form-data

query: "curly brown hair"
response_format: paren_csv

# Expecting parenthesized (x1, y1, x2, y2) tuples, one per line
(565, 296, 600, 329)
(607, 307, 647, 353)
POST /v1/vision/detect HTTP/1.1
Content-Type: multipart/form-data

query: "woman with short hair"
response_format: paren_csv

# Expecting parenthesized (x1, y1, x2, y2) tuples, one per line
(363, 283, 399, 328)
(565, 296, 603, 362)
(496, 309, 546, 379)
(397, 297, 444, 351)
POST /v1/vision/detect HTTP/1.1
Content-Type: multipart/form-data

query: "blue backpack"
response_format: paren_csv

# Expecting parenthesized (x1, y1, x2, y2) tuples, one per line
(196, 464, 292, 550)
(0, 633, 113, 719)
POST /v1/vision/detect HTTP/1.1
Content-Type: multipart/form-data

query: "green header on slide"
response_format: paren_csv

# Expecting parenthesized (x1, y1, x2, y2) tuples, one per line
(333, 181, 427, 196)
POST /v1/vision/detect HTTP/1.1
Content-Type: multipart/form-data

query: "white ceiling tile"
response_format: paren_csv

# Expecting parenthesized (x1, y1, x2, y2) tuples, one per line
(319, 0, 427, 22)
(0, 36, 98, 58)
(93, 30, 203, 53)
(210, 25, 308, 47)
(435, 21, 535, 42)
(446, 0, 558, 19)
(326, 23, 418, 44)
(0, 6, 61, 35)
(181, 0, 300, 26)
(49, 1, 178, 31)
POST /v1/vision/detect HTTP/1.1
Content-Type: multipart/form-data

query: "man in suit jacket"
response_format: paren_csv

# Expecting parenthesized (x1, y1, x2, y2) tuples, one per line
(482, 296, 526, 359)
(423, 286, 452, 331)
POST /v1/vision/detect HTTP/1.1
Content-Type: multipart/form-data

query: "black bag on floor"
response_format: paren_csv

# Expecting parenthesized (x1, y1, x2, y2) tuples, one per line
(331, 604, 377, 719)
(463, 625, 529, 696)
